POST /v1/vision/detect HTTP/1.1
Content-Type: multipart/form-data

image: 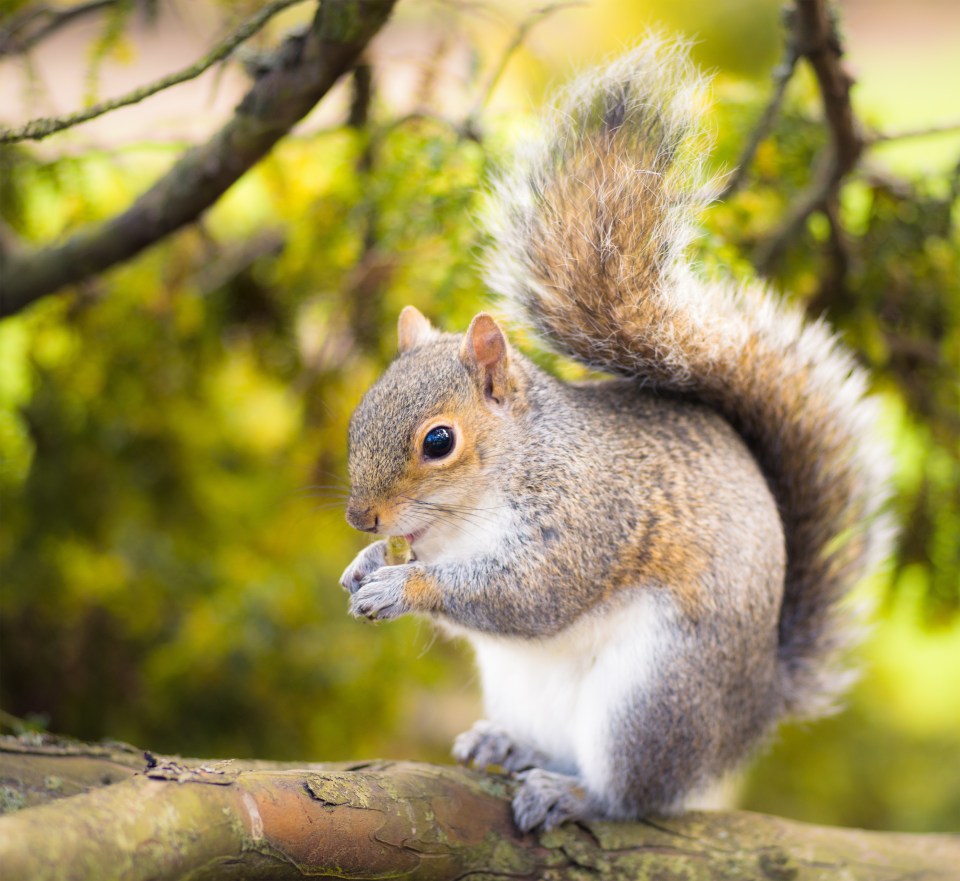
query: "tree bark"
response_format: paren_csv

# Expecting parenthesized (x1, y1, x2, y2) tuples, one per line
(1, 735, 957, 880)
(0, 0, 398, 318)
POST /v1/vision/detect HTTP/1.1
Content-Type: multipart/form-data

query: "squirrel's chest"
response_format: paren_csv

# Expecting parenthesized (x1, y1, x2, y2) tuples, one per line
(466, 593, 671, 769)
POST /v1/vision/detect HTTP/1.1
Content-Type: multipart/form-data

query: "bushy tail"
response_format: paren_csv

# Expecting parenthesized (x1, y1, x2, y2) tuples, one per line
(484, 38, 894, 719)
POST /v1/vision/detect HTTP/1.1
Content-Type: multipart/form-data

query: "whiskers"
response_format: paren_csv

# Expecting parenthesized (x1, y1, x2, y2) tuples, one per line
(293, 471, 352, 514)
(289, 458, 516, 543)
(400, 493, 508, 543)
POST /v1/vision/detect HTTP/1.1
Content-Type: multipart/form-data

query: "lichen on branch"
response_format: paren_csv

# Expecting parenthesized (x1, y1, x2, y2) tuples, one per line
(1, 736, 958, 881)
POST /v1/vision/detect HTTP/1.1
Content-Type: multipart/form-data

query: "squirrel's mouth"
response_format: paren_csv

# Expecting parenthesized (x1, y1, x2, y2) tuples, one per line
(403, 527, 428, 545)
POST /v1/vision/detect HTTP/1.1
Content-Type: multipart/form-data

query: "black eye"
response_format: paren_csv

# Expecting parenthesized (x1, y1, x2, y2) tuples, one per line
(423, 426, 454, 459)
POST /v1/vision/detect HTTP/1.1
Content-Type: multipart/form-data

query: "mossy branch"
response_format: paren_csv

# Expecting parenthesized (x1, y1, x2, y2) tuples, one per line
(1, 735, 958, 881)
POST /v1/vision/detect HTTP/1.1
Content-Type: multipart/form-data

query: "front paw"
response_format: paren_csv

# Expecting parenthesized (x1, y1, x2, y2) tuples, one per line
(339, 541, 388, 594)
(349, 565, 415, 621)
(453, 721, 544, 773)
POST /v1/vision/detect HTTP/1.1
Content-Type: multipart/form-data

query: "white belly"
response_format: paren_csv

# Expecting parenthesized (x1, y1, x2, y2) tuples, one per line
(466, 592, 674, 779)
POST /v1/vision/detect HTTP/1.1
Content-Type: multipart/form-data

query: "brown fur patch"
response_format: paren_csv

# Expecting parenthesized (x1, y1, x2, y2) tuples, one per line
(403, 569, 442, 613)
(611, 513, 710, 620)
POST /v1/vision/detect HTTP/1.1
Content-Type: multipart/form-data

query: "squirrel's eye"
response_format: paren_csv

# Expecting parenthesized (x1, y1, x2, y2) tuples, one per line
(423, 426, 454, 459)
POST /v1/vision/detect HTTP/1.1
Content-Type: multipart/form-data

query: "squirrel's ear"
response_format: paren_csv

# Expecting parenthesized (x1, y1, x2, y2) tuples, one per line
(397, 306, 438, 353)
(460, 313, 511, 404)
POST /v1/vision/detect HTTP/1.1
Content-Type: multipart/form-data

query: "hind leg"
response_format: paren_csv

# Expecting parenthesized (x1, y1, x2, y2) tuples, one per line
(513, 611, 731, 830)
(512, 768, 602, 831)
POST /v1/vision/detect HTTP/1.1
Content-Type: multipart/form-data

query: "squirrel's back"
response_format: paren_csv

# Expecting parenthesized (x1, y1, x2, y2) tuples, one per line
(484, 38, 893, 719)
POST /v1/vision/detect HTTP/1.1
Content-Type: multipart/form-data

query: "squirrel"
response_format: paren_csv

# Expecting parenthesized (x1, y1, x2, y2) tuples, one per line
(338, 38, 892, 831)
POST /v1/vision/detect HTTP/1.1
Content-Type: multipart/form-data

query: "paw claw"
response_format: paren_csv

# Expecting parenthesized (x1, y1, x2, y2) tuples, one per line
(511, 769, 591, 833)
(348, 566, 411, 621)
(339, 542, 388, 594)
(453, 721, 543, 773)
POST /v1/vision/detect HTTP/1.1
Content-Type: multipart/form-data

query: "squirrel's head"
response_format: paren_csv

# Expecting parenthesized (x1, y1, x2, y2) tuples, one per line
(345, 306, 523, 544)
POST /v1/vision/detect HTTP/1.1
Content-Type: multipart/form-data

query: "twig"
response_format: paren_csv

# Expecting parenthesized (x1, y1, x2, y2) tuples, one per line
(754, 148, 834, 271)
(806, 193, 851, 317)
(718, 9, 800, 201)
(380, 111, 469, 140)
(867, 120, 960, 146)
(413, 28, 452, 111)
(0, 0, 310, 145)
(347, 62, 373, 131)
(345, 61, 394, 354)
(195, 229, 287, 298)
(754, 0, 864, 274)
(466, 1, 586, 120)
(0, 0, 116, 56)
(0, 0, 400, 317)
(793, 0, 862, 171)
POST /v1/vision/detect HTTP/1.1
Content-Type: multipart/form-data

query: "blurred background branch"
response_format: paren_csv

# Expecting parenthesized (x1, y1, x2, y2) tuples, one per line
(0, 0, 311, 144)
(867, 120, 960, 145)
(752, 0, 863, 271)
(465, 0, 586, 122)
(0, 0, 398, 316)
(716, 34, 798, 200)
(0, 0, 118, 56)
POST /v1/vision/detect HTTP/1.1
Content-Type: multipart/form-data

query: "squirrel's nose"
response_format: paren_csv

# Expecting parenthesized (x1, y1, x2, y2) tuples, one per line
(346, 504, 379, 533)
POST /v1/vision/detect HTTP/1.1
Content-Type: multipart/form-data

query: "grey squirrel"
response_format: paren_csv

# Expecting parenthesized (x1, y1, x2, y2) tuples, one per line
(339, 38, 892, 831)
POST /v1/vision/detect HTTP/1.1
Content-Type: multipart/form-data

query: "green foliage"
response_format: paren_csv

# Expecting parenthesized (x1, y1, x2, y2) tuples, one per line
(0, 0, 32, 22)
(701, 76, 960, 831)
(705, 75, 960, 624)
(0, 122, 487, 761)
(742, 572, 960, 832)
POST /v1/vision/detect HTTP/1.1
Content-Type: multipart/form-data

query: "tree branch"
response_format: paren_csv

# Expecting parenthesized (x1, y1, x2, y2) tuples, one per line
(754, 0, 864, 273)
(867, 120, 960, 145)
(717, 8, 799, 201)
(466, 1, 587, 121)
(0, 0, 312, 144)
(0, 0, 117, 56)
(1, 736, 958, 881)
(0, 0, 399, 318)
(793, 0, 862, 170)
